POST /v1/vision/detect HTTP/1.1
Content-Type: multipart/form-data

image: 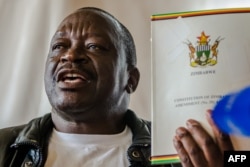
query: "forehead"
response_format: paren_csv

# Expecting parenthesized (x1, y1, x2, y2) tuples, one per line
(54, 10, 119, 40)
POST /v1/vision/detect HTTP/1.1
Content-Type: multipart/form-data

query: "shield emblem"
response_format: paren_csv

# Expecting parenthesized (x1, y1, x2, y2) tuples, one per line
(196, 45, 211, 66)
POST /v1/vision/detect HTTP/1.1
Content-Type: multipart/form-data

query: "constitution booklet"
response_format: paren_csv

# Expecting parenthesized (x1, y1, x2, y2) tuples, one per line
(151, 8, 250, 165)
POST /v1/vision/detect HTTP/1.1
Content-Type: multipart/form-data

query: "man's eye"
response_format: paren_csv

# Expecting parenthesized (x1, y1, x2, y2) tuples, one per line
(87, 44, 107, 51)
(52, 44, 66, 51)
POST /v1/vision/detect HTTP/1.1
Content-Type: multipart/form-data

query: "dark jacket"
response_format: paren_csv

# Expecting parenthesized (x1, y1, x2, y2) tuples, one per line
(0, 110, 181, 167)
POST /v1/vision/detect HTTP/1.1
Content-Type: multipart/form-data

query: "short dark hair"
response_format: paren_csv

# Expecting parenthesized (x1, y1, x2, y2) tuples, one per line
(76, 7, 137, 68)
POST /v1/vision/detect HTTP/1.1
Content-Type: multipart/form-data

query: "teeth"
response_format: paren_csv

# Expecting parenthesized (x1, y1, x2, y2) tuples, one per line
(64, 73, 80, 78)
(64, 73, 78, 77)
(62, 73, 86, 82)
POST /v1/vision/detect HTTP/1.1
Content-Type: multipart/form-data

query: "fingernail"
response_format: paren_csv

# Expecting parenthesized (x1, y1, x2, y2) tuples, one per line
(176, 127, 187, 138)
(206, 109, 212, 118)
(186, 119, 199, 129)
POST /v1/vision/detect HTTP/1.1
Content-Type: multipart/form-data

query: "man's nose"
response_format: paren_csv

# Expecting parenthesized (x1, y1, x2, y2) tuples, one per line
(60, 48, 88, 63)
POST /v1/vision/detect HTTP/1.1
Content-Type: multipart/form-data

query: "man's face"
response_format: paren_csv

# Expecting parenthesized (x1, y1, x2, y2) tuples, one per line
(44, 11, 129, 116)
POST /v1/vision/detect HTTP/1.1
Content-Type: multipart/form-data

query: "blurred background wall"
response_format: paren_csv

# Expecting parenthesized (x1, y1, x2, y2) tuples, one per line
(0, 0, 250, 148)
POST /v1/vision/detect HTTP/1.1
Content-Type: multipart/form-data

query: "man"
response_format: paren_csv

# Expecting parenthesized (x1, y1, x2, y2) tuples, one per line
(0, 7, 233, 167)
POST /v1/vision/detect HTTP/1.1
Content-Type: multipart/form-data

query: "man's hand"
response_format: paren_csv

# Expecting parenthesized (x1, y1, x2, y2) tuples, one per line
(173, 110, 234, 167)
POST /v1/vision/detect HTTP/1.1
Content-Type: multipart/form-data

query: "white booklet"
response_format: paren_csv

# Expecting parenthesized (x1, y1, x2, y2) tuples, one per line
(151, 8, 250, 165)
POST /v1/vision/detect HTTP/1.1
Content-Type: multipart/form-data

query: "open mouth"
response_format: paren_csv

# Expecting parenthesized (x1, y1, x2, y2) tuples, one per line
(62, 73, 87, 83)
(57, 69, 91, 89)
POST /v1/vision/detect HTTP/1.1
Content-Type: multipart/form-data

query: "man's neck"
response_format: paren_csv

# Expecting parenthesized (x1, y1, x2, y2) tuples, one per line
(51, 109, 127, 134)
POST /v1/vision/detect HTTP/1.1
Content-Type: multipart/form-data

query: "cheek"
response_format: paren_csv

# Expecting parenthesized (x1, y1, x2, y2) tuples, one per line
(93, 62, 116, 93)
(45, 56, 60, 77)
(104, 64, 128, 91)
(44, 58, 59, 92)
(44, 63, 54, 84)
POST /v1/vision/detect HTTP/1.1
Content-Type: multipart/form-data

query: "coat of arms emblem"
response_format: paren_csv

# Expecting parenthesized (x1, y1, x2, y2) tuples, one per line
(185, 31, 224, 67)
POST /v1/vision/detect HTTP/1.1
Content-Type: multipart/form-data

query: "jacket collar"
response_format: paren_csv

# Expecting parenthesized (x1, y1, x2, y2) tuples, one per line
(14, 110, 151, 146)
(125, 109, 151, 145)
(14, 113, 53, 145)
(12, 110, 152, 166)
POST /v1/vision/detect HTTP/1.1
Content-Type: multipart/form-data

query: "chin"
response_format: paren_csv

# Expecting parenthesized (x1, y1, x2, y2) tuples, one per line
(56, 103, 84, 113)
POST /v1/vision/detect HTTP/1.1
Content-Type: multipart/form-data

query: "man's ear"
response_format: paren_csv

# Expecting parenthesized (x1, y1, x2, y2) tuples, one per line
(126, 67, 140, 94)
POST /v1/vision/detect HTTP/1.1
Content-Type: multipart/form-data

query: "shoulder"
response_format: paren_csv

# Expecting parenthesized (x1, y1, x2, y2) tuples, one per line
(0, 125, 26, 144)
(0, 113, 52, 145)
(0, 124, 26, 164)
(125, 109, 151, 128)
(0, 125, 25, 143)
(125, 109, 151, 137)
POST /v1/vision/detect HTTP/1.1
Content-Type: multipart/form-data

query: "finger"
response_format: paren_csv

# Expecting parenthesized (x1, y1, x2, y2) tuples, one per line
(175, 127, 207, 167)
(206, 109, 234, 151)
(186, 119, 223, 164)
(173, 135, 194, 167)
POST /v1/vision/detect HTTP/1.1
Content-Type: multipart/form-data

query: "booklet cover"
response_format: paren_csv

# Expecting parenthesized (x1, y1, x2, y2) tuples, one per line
(151, 8, 250, 165)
